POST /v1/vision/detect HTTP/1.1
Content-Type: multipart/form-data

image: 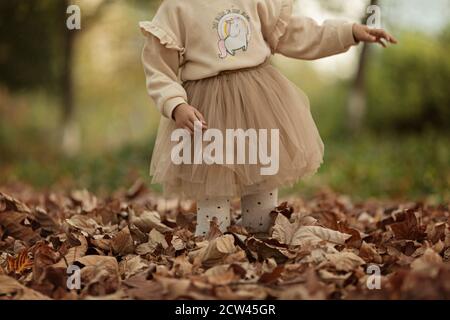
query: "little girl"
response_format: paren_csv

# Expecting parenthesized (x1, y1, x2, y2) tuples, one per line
(140, 0, 396, 236)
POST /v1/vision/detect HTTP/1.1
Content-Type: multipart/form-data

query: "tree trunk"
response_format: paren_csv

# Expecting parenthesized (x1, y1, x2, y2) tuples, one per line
(60, 0, 80, 156)
(346, 0, 379, 133)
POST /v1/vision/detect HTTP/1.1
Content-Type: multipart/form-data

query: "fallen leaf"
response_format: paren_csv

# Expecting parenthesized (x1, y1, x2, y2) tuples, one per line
(389, 210, 426, 241)
(112, 226, 135, 256)
(119, 255, 148, 279)
(0, 211, 40, 244)
(0, 275, 50, 300)
(192, 234, 236, 267)
(70, 189, 98, 212)
(131, 210, 172, 233)
(7, 249, 33, 275)
(325, 251, 365, 272)
(65, 214, 100, 236)
(52, 236, 88, 268)
(291, 226, 351, 247)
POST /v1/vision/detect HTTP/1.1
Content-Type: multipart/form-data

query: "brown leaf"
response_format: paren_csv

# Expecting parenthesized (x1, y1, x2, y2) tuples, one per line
(325, 250, 365, 272)
(65, 214, 100, 236)
(7, 249, 33, 275)
(0, 211, 40, 244)
(131, 210, 172, 233)
(410, 248, 443, 275)
(123, 272, 164, 300)
(32, 243, 60, 281)
(291, 226, 351, 247)
(0, 275, 50, 300)
(70, 189, 98, 212)
(171, 235, 185, 251)
(154, 275, 191, 299)
(205, 218, 223, 240)
(0, 192, 31, 213)
(112, 226, 135, 256)
(78, 256, 121, 296)
(52, 236, 88, 268)
(119, 255, 148, 279)
(32, 207, 60, 235)
(191, 235, 236, 267)
(246, 237, 295, 264)
(359, 241, 382, 264)
(389, 210, 426, 241)
(259, 265, 284, 284)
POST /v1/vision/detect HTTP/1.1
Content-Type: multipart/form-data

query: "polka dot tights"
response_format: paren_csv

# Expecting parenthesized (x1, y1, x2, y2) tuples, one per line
(195, 189, 278, 236)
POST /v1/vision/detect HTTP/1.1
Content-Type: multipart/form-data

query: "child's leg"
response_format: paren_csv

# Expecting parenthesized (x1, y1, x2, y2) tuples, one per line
(241, 189, 278, 233)
(195, 196, 231, 236)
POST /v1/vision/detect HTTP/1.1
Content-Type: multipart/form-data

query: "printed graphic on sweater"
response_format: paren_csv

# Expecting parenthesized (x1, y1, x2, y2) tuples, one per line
(213, 8, 251, 59)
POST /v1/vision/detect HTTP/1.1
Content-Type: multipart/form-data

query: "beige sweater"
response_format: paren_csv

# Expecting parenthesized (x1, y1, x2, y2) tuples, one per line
(140, 0, 357, 119)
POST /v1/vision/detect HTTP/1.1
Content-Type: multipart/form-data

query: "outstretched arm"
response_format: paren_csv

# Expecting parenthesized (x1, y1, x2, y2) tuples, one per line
(258, 0, 397, 60)
(275, 17, 397, 60)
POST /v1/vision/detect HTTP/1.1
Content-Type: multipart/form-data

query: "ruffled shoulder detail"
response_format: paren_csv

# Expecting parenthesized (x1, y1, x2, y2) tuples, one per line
(269, 0, 294, 52)
(139, 21, 185, 55)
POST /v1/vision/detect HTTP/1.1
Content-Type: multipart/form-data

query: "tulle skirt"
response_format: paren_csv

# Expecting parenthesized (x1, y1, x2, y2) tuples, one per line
(150, 59, 324, 199)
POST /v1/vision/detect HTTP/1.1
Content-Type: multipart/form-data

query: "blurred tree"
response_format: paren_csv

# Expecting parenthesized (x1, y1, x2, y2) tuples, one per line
(346, 0, 379, 133)
(0, 0, 154, 155)
(0, 1, 63, 91)
(366, 25, 450, 131)
(316, 0, 377, 133)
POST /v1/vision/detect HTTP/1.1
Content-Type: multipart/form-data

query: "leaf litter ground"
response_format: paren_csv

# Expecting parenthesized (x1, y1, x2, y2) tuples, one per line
(1, 180, 449, 300)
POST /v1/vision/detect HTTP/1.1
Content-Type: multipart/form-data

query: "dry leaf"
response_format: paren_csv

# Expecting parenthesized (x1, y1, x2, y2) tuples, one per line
(0, 275, 50, 300)
(131, 210, 172, 233)
(291, 226, 351, 247)
(52, 236, 88, 268)
(0, 192, 31, 213)
(70, 189, 98, 212)
(119, 255, 148, 279)
(411, 248, 443, 275)
(136, 229, 168, 255)
(192, 235, 236, 267)
(389, 210, 426, 241)
(65, 214, 100, 236)
(0, 211, 40, 244)
(7, 249, 33, 275)
(154, 275, 191, 299)
(325, 251, 365, 272)
(112, 226, 135, 256)
(171, 235, 185, 251)
(359, 241, 382, 264)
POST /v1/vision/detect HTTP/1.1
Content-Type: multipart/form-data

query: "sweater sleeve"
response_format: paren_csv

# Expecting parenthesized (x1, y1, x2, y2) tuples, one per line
(259, 0, 358, 60)
(139, 0, 187, 119)
(140, 27, 187, 119)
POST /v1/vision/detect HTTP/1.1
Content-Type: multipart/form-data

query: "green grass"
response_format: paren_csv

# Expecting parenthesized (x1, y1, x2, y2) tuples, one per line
(1, 130, 448, 202)
(289, 131, 450, 202)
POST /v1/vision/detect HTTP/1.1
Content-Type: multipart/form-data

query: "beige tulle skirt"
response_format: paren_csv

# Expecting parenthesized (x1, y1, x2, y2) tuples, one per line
(150, 59, 324, 199)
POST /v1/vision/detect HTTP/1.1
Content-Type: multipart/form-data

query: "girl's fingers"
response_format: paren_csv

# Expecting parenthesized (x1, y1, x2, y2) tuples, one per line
(189, 112, 207, 131)
(369, 29, 398, 44)
(185, 119, 195, 134)
(387, 32, 398, 44)
(184, 125, 194, 135)
(194, 111, 208, 129)
(377, 38, 387, 48)
(194, 110, 207, 125)
(364, 32, 377, 42)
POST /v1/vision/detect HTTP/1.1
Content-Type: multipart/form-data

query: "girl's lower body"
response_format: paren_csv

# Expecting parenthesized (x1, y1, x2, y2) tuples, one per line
(150, 59, 324, 235)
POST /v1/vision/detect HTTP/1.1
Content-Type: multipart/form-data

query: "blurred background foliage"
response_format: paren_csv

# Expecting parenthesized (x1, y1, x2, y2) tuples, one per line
(0, 0, 449, 202)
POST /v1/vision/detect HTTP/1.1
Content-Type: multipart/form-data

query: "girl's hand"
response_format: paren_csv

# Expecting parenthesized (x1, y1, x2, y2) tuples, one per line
(352, 24, 398, 48)
(173, 103, 207, 134)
